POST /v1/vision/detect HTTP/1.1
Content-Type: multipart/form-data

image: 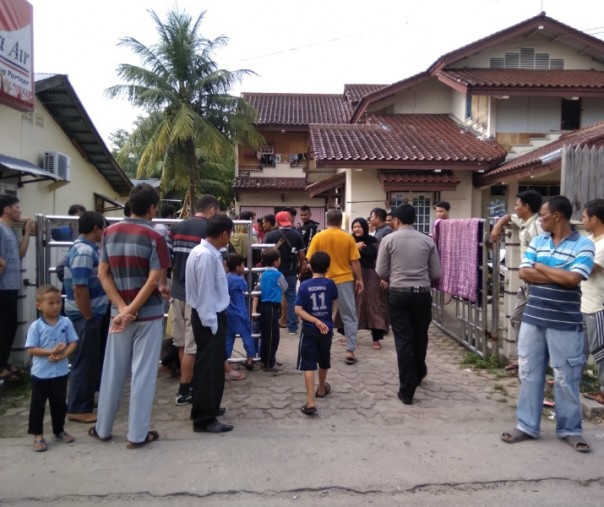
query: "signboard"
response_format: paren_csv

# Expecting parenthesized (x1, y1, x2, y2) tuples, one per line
(0, 0, 34, 112)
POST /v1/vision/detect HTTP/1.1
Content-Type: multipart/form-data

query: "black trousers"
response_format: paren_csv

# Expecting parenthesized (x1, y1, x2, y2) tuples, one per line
(190, 310, 226, 429)
(28, 374, 69, 436)
(67, 318, 101, 413)
(0, 290, 18, 369)
(388, 290, 432, 400)
(260, 302, 281, 368)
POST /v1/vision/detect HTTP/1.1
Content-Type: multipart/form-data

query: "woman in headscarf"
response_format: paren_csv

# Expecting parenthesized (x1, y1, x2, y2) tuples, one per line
(350, 217, 389, 349)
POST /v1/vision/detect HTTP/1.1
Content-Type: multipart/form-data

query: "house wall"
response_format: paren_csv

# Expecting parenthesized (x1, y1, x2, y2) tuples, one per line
(439, 171, 475, 218)
(495, 96, 561, 132)
(346, 170, 387, 224)
(582, 98, 604, 127)
(238, 130, 309, 175)
(236, 191, 322, 210)
(1, 100, 123, 215)
(454, 42, 604, 70)
(367, 79, 453, 116)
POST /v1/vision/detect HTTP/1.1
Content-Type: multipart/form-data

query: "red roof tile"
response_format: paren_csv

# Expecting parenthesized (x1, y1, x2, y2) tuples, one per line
(306, 172, 346, 198)
(241, 93, 353, 126)
(310, 115, 506, 167)
(234, 176, 307, 192)
(438, 69, 604, 90)
(343, 84, 387, 105)
(379, 171, 460, 191)
(476, 121, 604, 186)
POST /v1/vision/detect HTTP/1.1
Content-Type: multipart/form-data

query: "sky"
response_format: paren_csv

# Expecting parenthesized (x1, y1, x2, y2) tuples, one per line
(28, 0, 604, 148)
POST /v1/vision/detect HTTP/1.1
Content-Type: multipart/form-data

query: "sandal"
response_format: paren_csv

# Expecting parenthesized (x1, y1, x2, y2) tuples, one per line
(345, 355, 357, 365)
(33, 438, 47, 452)
(583, 391, 604, 405)
(300, 404, 317, 416)
(126, 430, 159, 449)
(501, 428, 534, 444)
(0, 369, 19, 383)
(243, 359, 254, 371)
(53, 432, 75, 443)
(562, 435, 591, 453)
(372, 341, 382, 350)
(88, 426, 112, 442)
(315, 382, 331, 398)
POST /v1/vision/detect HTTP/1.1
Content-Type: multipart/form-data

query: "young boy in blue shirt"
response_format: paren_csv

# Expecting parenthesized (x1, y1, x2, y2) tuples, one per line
(225, 253, 257, 371)
(26, 285, 78, 451)
(257, 248, 287, 372)
(295, 251, 338, 416)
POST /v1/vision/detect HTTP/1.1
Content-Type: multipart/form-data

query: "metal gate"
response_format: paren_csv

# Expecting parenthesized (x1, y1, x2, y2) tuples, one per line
(430, 219, 504, 360)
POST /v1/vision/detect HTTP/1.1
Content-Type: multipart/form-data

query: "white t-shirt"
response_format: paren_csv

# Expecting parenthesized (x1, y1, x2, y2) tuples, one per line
(581, 234, 604, 314)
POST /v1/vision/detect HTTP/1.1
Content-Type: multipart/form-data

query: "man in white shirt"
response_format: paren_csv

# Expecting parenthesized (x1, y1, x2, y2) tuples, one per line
(581, 199, 604, 405)
(185, 214, 234, 433)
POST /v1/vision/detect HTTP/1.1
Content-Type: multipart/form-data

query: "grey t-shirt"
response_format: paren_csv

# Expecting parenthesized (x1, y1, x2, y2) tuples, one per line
(0, 223, 21, 291)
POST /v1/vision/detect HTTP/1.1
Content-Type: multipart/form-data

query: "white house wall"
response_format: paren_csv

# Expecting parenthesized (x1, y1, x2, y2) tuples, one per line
(347, 169, 388, 223)
(582, 98, 604, 127)
(439, 171, 475, 218)
(452, 41, 604, 70)
(1, 99, 122, 215)
(495, 96, 561, 132)
(393, 80, 453, 114)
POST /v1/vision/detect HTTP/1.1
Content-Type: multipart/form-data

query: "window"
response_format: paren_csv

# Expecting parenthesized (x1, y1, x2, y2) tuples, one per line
(260, 145, 275, 167)
(390, 193, 431, 234)
(518, 184, 560, 197)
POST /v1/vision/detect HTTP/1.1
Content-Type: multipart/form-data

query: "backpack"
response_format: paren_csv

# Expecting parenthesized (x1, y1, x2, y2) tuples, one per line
(275, 230, 299, 273)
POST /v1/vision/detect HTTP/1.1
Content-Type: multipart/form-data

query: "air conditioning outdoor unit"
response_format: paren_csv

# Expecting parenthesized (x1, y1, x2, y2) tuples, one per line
(43, 151, 72, 181)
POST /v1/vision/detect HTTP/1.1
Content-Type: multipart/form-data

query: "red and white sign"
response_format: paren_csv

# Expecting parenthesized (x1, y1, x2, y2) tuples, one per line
(0, 0, 34, 112)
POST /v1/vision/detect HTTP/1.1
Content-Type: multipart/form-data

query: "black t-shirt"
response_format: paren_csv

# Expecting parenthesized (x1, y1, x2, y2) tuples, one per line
(264, 228, 306, 277)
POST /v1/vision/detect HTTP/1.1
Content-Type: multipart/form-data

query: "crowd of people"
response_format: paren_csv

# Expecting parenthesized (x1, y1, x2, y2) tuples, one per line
(1, 187, 603, 455)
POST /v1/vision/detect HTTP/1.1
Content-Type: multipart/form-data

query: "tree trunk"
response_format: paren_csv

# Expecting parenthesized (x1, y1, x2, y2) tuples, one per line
(186, 140, 198, 215)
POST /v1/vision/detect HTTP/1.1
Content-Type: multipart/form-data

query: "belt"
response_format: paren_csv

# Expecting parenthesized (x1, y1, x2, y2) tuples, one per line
(391, 286, 431, 293)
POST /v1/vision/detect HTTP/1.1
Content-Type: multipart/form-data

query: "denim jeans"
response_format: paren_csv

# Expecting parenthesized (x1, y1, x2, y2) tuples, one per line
(285, 275, 298, 333)
(516, 322, 585, 438)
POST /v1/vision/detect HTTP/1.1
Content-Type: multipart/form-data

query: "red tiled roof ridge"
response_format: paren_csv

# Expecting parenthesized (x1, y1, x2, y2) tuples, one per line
(438, 69, 604, 88)
(242, 91, 346, 98)
(478, 120, 604, 183)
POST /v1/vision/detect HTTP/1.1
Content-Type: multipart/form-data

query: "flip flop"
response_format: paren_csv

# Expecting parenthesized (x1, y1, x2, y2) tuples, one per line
(126, 430, 159, 449)
(315, 382, 331, 398)
(583, 391, 604, 405)
(501, 428, 534, 444)
(300, 404, 317, 416)
(372, 341, 382, 350)
(345, 355, 357, 365)
(88, 426, 112, 442)
(53, 432, 75, 443)
(562, 435, 591, 453)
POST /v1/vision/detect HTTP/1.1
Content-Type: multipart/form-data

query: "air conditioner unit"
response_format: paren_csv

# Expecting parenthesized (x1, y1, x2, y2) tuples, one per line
(43, 151, 71, 181)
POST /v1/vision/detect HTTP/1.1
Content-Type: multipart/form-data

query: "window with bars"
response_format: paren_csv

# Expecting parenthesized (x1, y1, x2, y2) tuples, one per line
(390, 193, 432, 234)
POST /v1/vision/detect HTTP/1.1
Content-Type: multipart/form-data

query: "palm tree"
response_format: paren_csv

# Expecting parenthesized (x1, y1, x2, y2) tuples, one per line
(106, 8, 263, 211)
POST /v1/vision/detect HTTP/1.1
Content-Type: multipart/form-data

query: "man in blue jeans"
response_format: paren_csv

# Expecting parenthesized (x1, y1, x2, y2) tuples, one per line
(501, 195, 595, 453)
(264, 211, 306, 335)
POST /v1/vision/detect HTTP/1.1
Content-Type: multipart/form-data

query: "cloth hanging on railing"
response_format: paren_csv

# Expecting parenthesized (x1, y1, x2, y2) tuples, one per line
(434, 218, 483, 303)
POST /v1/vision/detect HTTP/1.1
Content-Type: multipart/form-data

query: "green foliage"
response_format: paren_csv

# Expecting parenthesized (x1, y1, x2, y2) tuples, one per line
(106, 8, 263, 209)
(462, 352, 505, 370)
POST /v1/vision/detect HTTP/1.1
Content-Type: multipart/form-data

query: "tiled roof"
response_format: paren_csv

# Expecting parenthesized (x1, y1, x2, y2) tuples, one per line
(379, 170, 459, 188)
(241, 93, 353, 126)
(438, 69, 604, 90)
(476, 121, 604, 186)
(310, 114, 506, 167)
(343, 84, 387, 105)
(233, 176, 307, 192)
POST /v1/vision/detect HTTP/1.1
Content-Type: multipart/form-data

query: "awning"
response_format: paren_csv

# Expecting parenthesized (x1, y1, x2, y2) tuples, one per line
(94, 192, 125, 214)
(0, 153, 61, 184)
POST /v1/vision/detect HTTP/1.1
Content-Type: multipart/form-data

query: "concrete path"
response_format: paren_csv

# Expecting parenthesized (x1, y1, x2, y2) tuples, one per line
(1, 326, 604, 506)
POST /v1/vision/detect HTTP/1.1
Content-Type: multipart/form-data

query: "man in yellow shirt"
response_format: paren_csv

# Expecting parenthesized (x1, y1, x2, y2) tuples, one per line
(306, 210, 363, 364)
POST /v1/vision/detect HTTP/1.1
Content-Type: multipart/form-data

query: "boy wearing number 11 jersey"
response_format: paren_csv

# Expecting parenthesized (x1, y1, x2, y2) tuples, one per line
(295, 252, 338, 416)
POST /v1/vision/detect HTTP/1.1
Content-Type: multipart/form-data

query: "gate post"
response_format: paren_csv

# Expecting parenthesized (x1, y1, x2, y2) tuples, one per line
(501, 223, 521, 362)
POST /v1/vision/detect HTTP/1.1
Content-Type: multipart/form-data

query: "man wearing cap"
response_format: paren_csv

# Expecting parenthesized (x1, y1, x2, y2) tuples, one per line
(376, 204, 441, 405)
(264, 211, 306, 335)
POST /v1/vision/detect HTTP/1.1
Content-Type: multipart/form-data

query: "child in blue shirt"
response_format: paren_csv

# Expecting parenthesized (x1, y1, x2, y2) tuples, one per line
(295, 252, 338, 416)
(225, 254, 257, 371)
(257, 248, 287, 371)
(26, 285, 78, 452)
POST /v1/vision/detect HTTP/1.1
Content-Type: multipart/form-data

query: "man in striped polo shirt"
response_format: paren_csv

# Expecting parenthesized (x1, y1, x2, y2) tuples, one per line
(92, 184, 171, 449)
(502, 196, 595, 453)
(64, 211, 107, 424)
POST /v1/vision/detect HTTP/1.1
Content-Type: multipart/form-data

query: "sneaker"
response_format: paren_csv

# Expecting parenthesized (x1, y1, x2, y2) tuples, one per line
(175, 388, 193, 405)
